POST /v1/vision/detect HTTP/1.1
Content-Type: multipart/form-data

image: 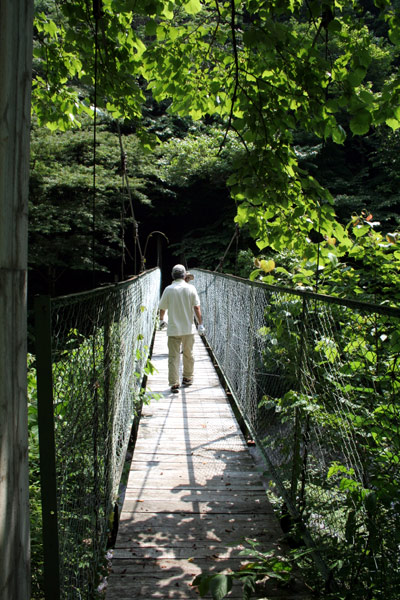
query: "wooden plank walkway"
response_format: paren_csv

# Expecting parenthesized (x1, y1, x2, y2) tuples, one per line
(105, 330, 311, 599)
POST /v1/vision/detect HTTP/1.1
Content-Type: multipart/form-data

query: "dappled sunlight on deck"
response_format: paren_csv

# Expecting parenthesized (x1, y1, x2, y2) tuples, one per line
(105, 331, 311, 599)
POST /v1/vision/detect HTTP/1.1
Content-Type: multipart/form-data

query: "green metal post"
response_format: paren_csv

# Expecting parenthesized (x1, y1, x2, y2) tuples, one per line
(34, 295, 60, 600)
(246, 286, 256, 427)
(290, 296, 308, 505)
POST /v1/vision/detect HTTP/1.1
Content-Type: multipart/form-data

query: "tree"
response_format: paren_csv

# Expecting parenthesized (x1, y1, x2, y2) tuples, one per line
(29, 120, 141, 293)
(28, 117, 249, 292)
(0, 1, 34, 599)
(32, 0, 400, 272)
(143, 0, 400, 261)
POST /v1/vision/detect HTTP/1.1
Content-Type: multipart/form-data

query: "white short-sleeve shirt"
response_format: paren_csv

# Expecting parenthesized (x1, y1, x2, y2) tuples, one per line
(159, 279, 200, 336)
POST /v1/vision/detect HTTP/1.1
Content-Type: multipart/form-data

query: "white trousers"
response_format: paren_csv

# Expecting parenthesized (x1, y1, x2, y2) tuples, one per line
(167, 334, 195, 386)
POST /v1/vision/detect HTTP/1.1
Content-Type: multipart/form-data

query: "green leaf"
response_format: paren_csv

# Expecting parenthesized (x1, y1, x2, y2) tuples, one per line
(332, 124, 346, 144)
(250, 269, 262, 281)
(348, 67, 367, 87)
(183, 0, 202, 15)
(350, 109, 372, 135)
(386, 117, 400, 131)
(161, 2, 174, 19)
(145, 19, 157, 36)
(349, 109, 372, 135)
(242, 575, 257, 600)
(389, 24, 400, 46)
(359, 90, 375, 106)
(43, 19, 58, 38)
(210, 574, 232, 600)
(353, 224, 370, 238)
(327, 19, 342, 34)
(192, 574, 210, 597)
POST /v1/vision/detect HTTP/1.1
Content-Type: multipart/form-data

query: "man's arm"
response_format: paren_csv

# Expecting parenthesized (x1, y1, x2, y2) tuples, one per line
(194, 305, 202, 325)
(160, 309, 166, 321)
(194, 305, 205, 335)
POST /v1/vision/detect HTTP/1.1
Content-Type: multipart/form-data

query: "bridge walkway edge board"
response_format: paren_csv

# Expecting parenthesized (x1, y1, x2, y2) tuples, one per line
(105, 330, 311, 600)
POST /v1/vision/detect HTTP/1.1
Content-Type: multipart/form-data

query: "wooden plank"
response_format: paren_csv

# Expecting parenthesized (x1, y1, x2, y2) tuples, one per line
(123, 488, 270, 502)
(133, 438, 248, 450)
(106, 581, 245, 600)
(138, 417, 241, 428)
(116, 510, 276, 527)
(121, 503, 270, 515)
(130, 450, 258, 464)
(126, 477, 265, 490)
(112, 543, 273, 558)
(109, 557, 251, 573)
(115, 525, 282, 548)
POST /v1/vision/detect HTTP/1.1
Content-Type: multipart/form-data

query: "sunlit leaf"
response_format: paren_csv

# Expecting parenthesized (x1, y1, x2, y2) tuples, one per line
(260, 259, 275, 273)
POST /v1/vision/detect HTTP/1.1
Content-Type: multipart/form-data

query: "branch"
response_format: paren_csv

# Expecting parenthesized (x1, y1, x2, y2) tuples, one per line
(202, 0, 222, 64)
(219, 0, 239, 153)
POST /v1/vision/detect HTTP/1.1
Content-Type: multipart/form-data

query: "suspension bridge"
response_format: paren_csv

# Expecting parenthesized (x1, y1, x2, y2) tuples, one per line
(34, 267, 400, 599)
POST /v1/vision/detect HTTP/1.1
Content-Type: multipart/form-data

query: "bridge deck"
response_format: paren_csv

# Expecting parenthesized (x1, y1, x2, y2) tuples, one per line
(105, 331, 311, 599)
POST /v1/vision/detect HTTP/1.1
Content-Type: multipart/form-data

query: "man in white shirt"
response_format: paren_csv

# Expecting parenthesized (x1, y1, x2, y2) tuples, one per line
(159, 264, 204, 393)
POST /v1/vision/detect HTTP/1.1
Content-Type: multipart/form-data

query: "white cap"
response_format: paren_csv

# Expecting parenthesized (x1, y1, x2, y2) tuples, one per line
(171, 264, 186, 279)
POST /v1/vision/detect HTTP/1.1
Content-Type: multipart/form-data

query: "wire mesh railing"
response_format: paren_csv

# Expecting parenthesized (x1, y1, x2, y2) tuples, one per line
(192, 268, 400, 598)
(34, 268, 160, 600)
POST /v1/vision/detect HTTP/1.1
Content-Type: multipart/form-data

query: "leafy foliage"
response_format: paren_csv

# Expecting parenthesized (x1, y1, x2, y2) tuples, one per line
(142, 0, 400, 262)
(193, 539, 301, 600)
(249, 211, 400, 304)
(257, 291, 400, 598)
(29, 116, 161, 292)
(29, 116, 254, 292)
(32, 0, 147, 128)
(31, 0, 400, 286)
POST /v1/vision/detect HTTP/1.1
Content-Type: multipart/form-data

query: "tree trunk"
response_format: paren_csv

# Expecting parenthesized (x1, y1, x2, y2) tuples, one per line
(0, 1, 34, 598)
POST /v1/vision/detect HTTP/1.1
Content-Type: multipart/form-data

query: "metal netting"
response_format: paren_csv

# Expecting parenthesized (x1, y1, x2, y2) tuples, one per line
(192, 268, 400, 597)
(35, 268, 160, 599)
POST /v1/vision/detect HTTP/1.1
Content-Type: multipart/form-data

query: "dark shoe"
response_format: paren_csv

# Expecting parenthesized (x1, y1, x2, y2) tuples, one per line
(171, 384, 180, 394)
(182, 378, 192, 387)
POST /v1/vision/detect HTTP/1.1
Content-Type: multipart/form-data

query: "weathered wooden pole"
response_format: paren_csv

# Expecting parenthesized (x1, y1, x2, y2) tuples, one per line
(0, 1, 34, 598)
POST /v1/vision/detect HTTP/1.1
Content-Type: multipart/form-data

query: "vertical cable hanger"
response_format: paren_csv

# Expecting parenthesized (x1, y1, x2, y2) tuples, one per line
(91, 0, 103, 555)
(117, 123, 145, 274)
(215, 224, 240, 273)
(92, 0, 102, 288)
(315, 202, 322, 294)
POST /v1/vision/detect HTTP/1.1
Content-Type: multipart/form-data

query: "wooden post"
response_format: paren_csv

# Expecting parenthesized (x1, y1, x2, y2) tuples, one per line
(0, 1, 34, 599)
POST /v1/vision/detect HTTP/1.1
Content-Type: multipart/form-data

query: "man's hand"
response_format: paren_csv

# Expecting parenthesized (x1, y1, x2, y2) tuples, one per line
(198, 324, 205, 335)
(159, 320, 167, 330)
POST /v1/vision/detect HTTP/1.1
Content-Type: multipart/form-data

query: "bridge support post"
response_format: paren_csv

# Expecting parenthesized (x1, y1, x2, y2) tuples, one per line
(290, 296, 309, 505)
(245, 286, 256, 428)
(34, 295, 61, 600)
(0, 2, 33, 598)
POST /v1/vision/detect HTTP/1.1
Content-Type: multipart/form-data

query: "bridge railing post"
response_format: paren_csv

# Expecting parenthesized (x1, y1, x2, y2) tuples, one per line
(245, 285, 256, 428)
(34, 295, 61, 600)
(290, 295, 309, 507)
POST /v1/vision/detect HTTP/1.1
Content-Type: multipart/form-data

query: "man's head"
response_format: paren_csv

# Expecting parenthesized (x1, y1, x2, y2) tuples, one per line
(171, 264, 186, 280)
